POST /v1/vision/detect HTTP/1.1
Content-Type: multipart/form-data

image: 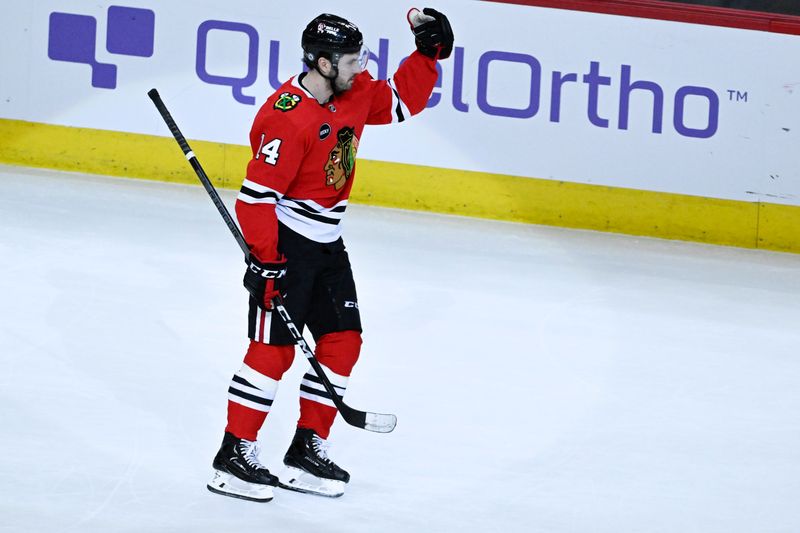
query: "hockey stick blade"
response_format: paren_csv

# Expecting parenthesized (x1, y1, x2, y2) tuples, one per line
(148, 88, 397, 433)
(342, 407, 397, 433)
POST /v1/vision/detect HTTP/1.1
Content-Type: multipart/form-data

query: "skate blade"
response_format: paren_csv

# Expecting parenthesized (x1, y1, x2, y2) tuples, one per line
(207, 469, 274, 502)
(278, 466, 346, 498)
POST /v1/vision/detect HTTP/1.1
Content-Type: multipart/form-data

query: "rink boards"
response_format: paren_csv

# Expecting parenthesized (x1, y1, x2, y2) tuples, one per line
(1, 0, 799, 252)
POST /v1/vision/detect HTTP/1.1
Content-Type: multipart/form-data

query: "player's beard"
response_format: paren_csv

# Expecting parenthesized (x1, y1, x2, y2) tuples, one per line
(332, 74, 355, 96)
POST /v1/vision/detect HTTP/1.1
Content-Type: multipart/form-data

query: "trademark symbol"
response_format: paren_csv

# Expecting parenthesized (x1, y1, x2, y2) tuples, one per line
(727, 90, 748, 102)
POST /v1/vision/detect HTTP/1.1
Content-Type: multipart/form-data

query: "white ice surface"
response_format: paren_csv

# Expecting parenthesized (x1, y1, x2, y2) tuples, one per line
(1, 165, 799, 533)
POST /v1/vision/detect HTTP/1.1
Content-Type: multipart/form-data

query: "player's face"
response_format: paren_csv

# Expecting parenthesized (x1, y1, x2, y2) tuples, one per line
(333, 52, 362, 93)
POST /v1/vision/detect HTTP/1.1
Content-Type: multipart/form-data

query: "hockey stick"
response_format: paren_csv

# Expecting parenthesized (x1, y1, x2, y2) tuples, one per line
(147, 88, 396, 434)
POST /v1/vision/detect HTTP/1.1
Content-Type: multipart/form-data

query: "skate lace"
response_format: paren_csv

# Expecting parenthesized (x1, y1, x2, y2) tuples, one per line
(239, 439, 264, 469)
(311, 435, 333, 463)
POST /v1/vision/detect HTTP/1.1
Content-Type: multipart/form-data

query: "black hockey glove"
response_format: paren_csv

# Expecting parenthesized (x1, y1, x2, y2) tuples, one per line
(243, 253, 287, 310)
(408, 7, 454, 60)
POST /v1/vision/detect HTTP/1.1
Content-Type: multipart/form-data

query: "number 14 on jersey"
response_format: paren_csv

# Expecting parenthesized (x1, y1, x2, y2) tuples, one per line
(256, 133, 282, 166)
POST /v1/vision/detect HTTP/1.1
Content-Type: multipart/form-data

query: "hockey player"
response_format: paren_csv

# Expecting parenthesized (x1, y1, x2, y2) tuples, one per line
(207, 9, 454, 502)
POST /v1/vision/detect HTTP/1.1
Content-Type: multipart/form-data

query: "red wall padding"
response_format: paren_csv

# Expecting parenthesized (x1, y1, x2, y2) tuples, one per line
(482, 0, 800, 35)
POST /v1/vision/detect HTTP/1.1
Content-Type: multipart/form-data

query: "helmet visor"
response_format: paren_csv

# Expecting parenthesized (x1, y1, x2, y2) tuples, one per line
(357, 45, 370, 71)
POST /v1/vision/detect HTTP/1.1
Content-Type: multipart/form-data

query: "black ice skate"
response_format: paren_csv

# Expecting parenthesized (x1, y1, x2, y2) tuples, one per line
(279, 428, 350, 498)
(207, 432, 278, 502)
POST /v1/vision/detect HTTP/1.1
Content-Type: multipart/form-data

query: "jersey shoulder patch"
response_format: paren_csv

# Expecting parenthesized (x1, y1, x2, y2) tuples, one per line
(273, 92, 302, 112)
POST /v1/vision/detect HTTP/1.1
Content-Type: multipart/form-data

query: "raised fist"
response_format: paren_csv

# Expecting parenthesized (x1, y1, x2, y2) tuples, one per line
(408, 7, 454, 60)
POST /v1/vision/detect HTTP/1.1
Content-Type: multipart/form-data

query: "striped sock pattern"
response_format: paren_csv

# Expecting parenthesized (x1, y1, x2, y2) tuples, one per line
(298, 364, 348, 409)
(227, 363, 279, 413)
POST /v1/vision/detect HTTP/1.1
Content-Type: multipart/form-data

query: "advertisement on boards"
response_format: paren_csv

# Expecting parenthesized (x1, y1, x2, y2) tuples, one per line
(2, 0, 799, 205)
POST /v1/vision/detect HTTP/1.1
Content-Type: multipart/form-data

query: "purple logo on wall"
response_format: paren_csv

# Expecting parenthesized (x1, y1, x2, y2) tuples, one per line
(48, 6, 155, 89)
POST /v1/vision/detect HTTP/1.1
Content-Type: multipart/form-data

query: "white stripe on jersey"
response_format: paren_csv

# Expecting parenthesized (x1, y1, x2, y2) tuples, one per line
(291, 75, 314, 98)
(238, 179, 282, 205)
(276, 198, 348, 243)
(254, 307, 272, 343)
(387, 78, 411, 124)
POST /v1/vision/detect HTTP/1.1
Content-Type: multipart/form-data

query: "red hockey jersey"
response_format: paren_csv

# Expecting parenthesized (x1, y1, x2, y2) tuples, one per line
(235, 50, 438, 262)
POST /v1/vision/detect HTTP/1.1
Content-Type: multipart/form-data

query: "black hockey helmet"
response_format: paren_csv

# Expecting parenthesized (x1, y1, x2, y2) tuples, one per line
(301, 14, 364, 75)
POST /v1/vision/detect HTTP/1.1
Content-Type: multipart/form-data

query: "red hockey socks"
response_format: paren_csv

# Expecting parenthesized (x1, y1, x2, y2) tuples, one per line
(225, 341, 294, 441)
(297, 330, 362, 439)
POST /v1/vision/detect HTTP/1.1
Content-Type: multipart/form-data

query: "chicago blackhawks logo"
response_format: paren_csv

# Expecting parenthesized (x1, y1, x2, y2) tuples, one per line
(273, 92, 301, 112)
(324, 126, 359, 191)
